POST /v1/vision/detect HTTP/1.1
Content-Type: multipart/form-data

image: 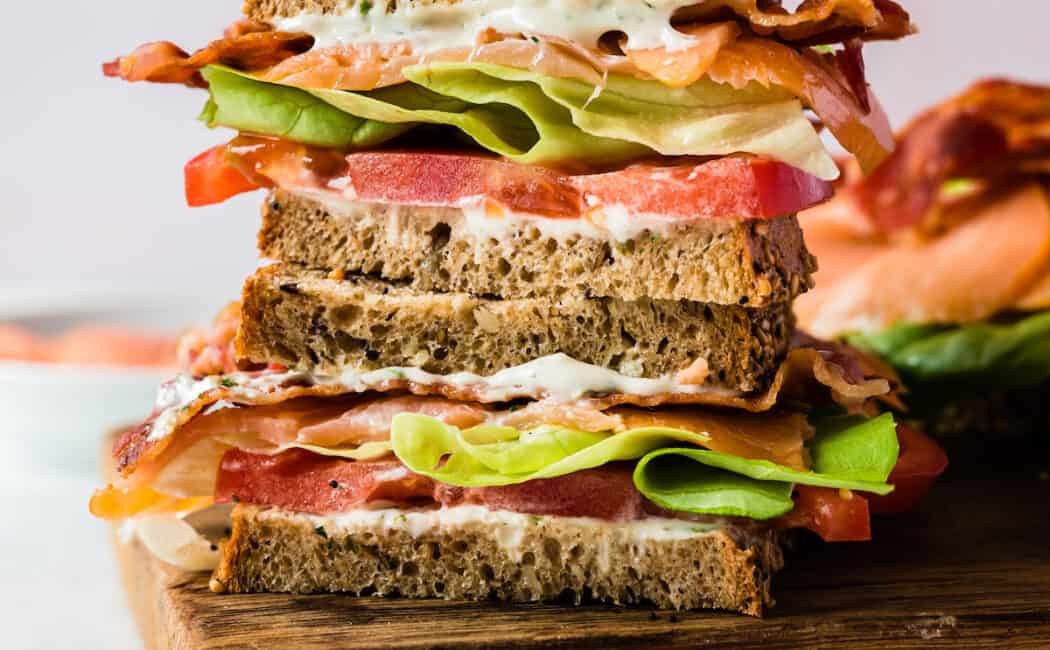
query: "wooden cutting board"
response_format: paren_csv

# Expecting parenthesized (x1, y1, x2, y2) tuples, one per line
(112, 465, 1050, 650)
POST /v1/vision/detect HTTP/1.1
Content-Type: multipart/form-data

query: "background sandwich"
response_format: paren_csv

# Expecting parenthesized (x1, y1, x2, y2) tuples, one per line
(796, 79, 1050, 439)
(93, 0, 943, 617)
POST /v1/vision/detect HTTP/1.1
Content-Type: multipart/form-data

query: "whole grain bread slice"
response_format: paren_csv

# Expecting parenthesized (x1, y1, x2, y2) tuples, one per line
(237, 264, 793, 393)
(258, 190, 816, 305)
(211, 505, 784, 615)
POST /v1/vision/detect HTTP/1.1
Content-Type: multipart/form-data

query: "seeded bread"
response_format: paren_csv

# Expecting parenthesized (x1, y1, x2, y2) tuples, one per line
(246, 0, 489, 20)
(211, 505, 784, 615)
(258, 190, 816, 305)
(237, 264, 793, 393)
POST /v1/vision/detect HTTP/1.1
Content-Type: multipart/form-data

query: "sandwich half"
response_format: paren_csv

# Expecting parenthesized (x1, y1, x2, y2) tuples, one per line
(94, 0, 940, 617)
(796, 80, 1050, 439)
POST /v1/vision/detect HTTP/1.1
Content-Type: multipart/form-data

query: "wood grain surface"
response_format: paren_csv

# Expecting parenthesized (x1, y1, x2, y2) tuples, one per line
(112, 467, 1050, 650)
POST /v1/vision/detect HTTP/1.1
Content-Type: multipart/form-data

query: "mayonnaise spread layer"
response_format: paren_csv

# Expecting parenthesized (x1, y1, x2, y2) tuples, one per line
(148, 353, 736, 441)
(275, 0, 703, 54)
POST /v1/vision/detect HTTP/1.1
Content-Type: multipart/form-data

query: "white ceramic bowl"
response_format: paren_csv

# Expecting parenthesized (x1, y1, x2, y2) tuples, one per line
(0, 289, 229, 476)
(0, 361, 171, 474)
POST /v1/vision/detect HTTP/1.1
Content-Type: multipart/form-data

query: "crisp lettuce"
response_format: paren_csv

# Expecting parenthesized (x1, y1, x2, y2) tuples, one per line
(390, 417, 713, 487)
(390, 412, 898, 520)
(199, 63, 836, 176)
(403, 63, 836, 178)
(634, 414, 898, 518)
(200, 66, 410, 149)
(202, 64, 646, 165)
(848, 310, 1050, 410)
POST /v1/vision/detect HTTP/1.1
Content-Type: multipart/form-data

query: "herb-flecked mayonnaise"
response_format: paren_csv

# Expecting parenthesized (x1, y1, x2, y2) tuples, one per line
(274, 0, 703, 53)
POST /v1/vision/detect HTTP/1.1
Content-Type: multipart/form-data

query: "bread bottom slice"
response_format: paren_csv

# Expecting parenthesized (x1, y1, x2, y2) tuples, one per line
(211, 505, 784, 616)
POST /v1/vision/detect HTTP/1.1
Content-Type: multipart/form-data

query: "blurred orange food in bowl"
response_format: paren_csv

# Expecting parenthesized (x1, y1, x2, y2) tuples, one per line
(0, 324, 176, 368)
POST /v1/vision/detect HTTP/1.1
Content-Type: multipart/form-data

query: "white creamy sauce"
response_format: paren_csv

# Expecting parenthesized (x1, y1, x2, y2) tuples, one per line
(312, 505, 719, 554)
(275, 0, 701, 53)
(306, 190, 679, 244)
(126, 506, 720, 572)
(147, 353, 738, 441)
(459, 199, 677, 243)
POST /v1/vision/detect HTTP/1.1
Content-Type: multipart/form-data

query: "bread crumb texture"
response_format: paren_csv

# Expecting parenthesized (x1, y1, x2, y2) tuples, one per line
(212, 506, 784, 615)
(258, 190, 816, 306)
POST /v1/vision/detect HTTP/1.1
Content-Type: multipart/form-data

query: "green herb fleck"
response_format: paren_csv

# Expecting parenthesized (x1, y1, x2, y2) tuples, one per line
(359, 0, 373, 14)
(812, 44, 837, 55)
(220, 378, 236, 388)
(942, 177, 978, 198)
(315, 526, 328, 539)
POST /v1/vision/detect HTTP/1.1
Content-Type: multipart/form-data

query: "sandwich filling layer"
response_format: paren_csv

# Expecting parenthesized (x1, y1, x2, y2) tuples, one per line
(274, 0, 706, 52)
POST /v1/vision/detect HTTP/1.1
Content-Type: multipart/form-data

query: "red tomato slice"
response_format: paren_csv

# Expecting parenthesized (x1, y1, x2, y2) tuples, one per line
(184, 145, 262, 207)
(215, 449, 435, 515)
(340, 152, 834, 221)
(868, 424, 948, 514)
(778, 485, 872, 542)
(197, 135, 833, 218)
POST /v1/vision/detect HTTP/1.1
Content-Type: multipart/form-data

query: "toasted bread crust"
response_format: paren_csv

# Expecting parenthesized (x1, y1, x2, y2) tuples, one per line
(258, 190, 816, 306)
(211, 505, 784, 615)
(236, 264, 793, 393)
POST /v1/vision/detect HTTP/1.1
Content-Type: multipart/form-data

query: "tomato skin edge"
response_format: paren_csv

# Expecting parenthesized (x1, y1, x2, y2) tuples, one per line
(869, 424, 948, 514)
(779, 485, 872, 543)
(184, 145, 261, 207)
(779, 425, 947, 541)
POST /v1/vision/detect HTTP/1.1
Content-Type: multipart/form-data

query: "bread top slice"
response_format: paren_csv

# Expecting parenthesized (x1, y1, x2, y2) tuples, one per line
(237, 263, 793, 394)
(259, 190, 816, 306)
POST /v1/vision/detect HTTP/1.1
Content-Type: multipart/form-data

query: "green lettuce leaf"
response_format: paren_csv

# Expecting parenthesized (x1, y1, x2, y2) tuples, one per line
(200, 66, 411, 149)
(202, 64, 645, 164)
(199, 63, 836, 176)
(632, 458, 796, 519)
(634, 413, 898, 518)
(390, 415, 713, 487)
(847, 311, 1050, 410)
(390, 412, 898, 519)
(405, 62, 837, 179)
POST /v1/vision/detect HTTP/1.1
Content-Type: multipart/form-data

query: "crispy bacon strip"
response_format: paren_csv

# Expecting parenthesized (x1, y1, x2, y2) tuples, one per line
(102, 21, 313, 87)
(848, 79, 1050, 231)
(675, 0, 913, 44)
(104, 0, 912, 89)
(111, 334, 894, 477)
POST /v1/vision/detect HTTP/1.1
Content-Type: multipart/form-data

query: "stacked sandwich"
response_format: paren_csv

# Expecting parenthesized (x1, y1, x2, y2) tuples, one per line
(92, 0, 938, 615)
(797, 80, 1050, 438)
